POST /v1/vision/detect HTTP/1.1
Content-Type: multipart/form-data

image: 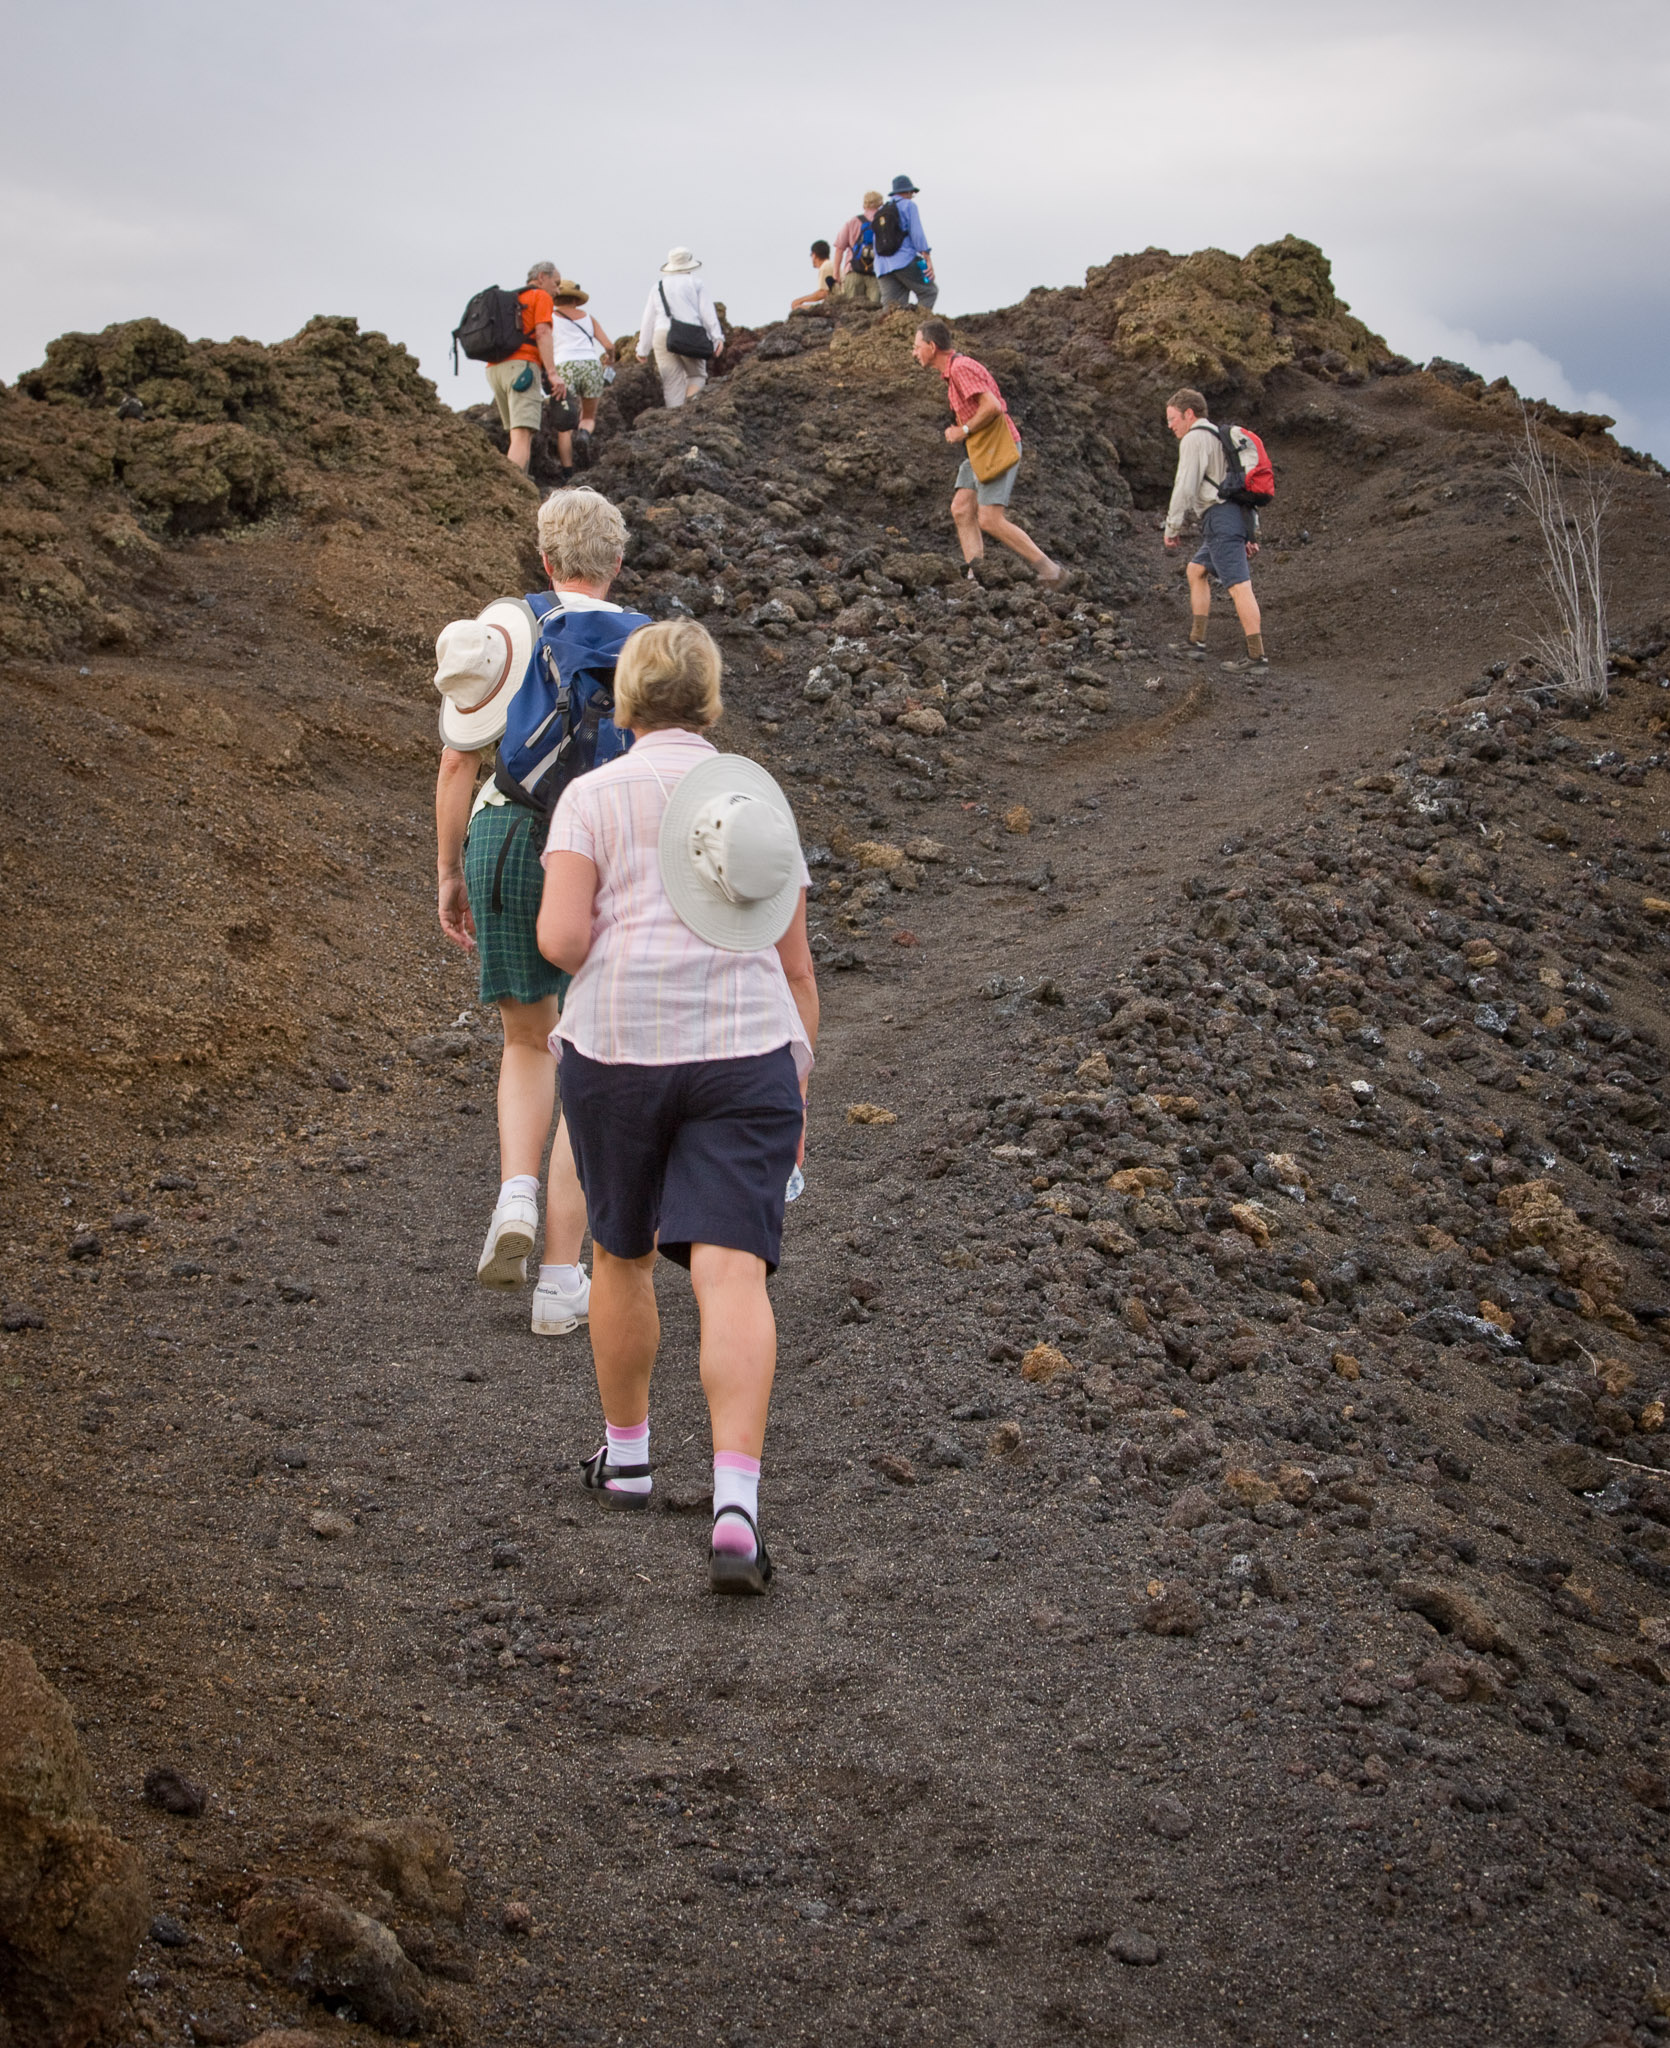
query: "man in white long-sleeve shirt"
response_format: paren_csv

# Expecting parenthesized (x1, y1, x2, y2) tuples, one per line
(636, 247, 725, 410)
(1162, 387, 1265, 666)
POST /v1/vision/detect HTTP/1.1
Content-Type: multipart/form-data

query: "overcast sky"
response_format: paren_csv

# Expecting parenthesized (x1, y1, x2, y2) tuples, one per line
(4, 0, 1668, 458)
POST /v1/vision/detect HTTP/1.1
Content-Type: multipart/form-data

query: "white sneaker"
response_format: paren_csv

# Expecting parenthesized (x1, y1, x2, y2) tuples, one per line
(476, 1193, 538, 1290)
(531, 1268, 590, 1336)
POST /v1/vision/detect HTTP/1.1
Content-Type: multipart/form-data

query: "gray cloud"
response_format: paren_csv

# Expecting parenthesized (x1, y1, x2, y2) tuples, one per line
(4, 0, 1666, 455)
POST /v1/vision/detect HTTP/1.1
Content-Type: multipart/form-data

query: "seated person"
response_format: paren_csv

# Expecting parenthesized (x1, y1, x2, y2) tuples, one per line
(789, 241, 837, 313)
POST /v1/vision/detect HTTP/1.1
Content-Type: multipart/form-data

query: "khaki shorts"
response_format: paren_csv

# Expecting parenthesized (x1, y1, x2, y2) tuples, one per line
(487, 357, 546, 432)
(838, 273, 881, 307)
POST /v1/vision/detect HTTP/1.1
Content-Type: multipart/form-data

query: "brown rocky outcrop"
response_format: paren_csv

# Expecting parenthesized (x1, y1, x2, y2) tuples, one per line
(0, 1640, 149, 2048)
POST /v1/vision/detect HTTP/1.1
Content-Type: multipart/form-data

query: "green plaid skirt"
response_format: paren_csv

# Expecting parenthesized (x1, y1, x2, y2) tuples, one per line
(463, 801, 572, 1009)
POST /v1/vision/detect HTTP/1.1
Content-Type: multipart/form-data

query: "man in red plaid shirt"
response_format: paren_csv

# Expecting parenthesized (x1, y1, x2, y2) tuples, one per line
(911, 320, 1066, 587)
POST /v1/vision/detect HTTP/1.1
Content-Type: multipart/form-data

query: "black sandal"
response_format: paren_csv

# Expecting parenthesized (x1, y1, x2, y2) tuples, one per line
(708, 1507, 772, 1596)
(579, 1445, 654, 1512)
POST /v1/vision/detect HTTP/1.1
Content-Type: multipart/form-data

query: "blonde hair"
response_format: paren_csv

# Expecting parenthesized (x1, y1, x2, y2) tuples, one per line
(614, 619, 723, 732)
(537, 487, 627, 585)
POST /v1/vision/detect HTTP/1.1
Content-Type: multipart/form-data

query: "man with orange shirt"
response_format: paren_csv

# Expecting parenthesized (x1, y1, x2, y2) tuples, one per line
(487, 262, 567, 474)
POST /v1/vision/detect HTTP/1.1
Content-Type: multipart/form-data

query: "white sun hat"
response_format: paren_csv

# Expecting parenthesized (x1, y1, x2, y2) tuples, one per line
(657, 753, 803, 952)
(660, 247, 702, 274)
(434, 596, 539, 750)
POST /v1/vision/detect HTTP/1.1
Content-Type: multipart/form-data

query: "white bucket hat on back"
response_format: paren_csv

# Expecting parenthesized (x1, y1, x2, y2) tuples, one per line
(658, 754, 803, 951)
(660, 247, 702, 274)
(434, 596, 539, 750)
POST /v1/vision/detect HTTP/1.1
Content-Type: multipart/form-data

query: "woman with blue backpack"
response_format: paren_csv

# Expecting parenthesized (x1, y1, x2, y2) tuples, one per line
(433, 489, 651, 1335)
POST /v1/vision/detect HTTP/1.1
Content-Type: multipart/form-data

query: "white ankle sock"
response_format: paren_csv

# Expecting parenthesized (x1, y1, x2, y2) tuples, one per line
(712, 1452, 761, 1556)
(605, 1419, 651, 1495)
(539, 1263, 584, 1289)
(499, 1174, 539, 1206)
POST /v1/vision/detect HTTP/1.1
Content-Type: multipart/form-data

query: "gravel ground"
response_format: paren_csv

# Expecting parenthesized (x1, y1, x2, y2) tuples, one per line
(4, 278, 1670, 2046)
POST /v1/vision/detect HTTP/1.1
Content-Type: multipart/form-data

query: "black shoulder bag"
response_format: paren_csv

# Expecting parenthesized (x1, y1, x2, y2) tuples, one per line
(658, 281, 715, 361)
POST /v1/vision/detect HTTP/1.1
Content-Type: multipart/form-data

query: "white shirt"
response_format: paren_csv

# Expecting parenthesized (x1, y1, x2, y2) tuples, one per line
(637, 273, 723, 358)
(550, 306, 606, 364)
(544, 729, 812, 1075)
(468, 589, 623, 820)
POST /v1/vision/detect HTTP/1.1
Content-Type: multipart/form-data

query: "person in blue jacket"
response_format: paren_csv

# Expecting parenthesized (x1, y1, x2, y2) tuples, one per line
(433, 489, 651, 1336)
(875, 174, 938, 313)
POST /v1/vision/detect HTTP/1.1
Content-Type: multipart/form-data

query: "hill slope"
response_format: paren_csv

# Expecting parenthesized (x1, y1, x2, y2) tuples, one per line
(3, 241, 1670, 2045)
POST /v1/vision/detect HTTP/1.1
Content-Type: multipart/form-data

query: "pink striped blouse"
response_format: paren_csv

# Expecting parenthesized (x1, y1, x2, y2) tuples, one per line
(543, 729, 813, 1075)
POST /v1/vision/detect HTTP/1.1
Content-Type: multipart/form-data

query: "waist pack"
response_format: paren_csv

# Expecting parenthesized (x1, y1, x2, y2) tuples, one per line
(872, 199, 907, 258)
(451, 285, 528, 372)
(1196, 421, 1276, 508)
(658, 282, 715, 361)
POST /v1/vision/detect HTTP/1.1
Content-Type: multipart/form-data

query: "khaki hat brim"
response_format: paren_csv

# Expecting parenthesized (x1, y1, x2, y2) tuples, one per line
(437, 596, 539, 751)
(657, 753, 803, 952)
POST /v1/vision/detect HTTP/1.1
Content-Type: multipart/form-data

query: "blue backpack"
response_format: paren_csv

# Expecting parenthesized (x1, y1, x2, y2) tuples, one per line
(485, 596, 651, 909)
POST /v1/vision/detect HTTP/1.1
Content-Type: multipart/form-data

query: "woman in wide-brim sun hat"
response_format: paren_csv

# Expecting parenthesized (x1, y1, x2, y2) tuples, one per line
(635, 247, 724, 411)
(535, 617, 818, 1596)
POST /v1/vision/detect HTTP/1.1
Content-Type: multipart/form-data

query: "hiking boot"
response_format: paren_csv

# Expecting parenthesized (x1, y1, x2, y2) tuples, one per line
(1037, 560, 1071, 590)
(1188, 618, 1209, 652)
(477, 1192, 538, 1290)
(572, 428, 593, 470)
(531, 1267, 590, 1336)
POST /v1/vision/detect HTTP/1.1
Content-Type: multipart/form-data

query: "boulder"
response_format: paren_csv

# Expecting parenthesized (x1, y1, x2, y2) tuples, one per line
(239, 1882, 430, 2034)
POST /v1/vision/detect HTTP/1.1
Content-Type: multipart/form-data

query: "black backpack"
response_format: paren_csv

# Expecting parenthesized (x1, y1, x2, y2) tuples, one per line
(451, 286, 528, 372)
(872, 200, 908, 259)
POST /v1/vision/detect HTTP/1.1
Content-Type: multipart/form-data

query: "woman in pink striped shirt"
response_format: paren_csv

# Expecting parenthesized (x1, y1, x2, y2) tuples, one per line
(537, 620, 818, 1595)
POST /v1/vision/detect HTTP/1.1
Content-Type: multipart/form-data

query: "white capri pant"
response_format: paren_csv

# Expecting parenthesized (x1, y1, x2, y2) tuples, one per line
(652, 322, 708, 408)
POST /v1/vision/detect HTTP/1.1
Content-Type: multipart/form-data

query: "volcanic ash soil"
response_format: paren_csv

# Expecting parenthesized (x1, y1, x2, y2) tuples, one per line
(3, 238, 1670, 2045)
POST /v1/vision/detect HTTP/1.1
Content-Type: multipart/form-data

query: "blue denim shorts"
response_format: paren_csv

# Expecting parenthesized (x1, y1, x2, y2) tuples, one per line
(1190, 503, 1252, 588)
(558, 1044, 804, 1272)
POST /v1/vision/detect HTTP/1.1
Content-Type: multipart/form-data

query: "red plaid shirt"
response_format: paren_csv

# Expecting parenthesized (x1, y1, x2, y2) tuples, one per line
(942, 352, 1020, 448)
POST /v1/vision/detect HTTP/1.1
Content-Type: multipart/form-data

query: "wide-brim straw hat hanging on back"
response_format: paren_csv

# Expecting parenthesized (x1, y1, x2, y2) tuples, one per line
(658, 754, 802, 951)
(661, 247, 702, 274)
(433, 596, 539, 750)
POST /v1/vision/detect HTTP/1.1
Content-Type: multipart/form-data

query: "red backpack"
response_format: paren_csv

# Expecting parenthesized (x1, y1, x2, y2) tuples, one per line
(1195, 421, 1275, 507)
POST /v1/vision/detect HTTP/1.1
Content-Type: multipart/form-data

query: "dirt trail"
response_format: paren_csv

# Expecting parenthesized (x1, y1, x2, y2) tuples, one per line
(5, 253, 1670, 2046)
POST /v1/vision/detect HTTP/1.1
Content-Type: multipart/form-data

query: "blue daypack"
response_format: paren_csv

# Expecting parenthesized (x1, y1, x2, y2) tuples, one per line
(485, 596, 651, 909)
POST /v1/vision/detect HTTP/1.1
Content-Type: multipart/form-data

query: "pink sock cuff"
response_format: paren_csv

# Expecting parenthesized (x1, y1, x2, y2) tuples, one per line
(713, 1451, 761, 1477)
(607, 1421, 649, 1446)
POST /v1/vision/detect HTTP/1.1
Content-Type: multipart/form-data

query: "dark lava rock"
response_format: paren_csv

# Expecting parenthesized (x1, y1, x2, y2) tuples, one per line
(149, 1912, 190, 1947)
(1139, 1583, 1205, 1637)
(1543, 1443, 1611, 1492)
(1, 1306, 46, 1332)
(68, 1232, 102, 1260)
(1109, 1929, 1163, 1965)
(274, 1276, 317, 1304)
(1143, 1790, 1195, 1840)
(142, 1765, 206, 1817)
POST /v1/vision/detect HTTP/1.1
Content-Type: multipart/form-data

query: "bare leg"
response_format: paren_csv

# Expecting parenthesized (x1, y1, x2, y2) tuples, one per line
(1186, 559, 1212, 621)
(544, 1113, 587, 1266)
(556, 430, 574, 467)
(951, 487, 984, 566)
(496, 995, 562, 1179)
(589, 1246, 659, 1427)
(579, 400, 600, 432)
(977, 502, 1050, 570)
(691, 1244, 776, 1457)
(508, 427, 533, 473)
(1228, 580, 1262, 636)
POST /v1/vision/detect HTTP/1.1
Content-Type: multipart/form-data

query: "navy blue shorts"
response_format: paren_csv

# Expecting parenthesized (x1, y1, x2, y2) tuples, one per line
(558, 1044, 804, 1273)
(1190, 503, 1252, 588)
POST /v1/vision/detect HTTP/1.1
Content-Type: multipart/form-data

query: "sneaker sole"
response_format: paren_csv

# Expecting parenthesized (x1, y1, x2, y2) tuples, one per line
(531, 1308, 588, 1337)
(477, 1223, 535, 1290)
